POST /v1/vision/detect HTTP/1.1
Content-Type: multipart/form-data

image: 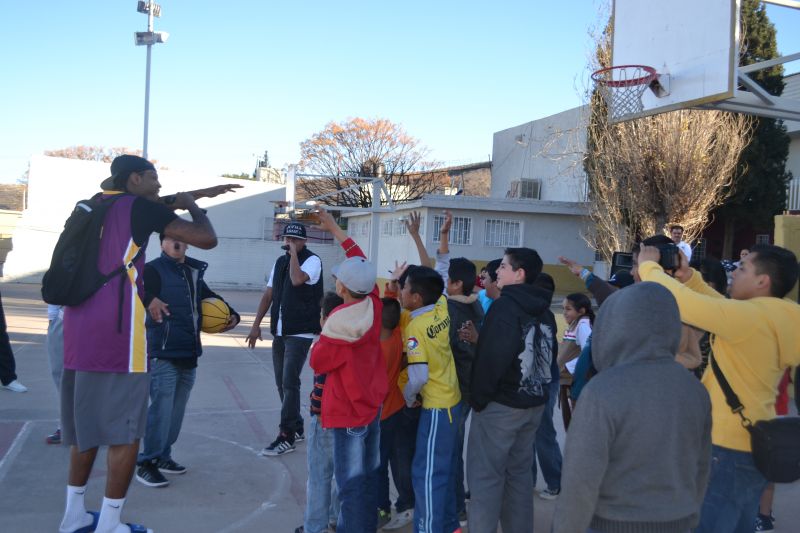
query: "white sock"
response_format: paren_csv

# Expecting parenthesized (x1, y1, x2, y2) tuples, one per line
(94, 496, 126, 533)
(59, 485, 92, 533)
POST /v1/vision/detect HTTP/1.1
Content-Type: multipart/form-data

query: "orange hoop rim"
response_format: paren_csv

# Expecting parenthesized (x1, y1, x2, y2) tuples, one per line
(591, 65, 657, 88)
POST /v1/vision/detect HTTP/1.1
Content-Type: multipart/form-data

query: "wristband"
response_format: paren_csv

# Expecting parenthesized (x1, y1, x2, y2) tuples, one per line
(579, 268, 591, 281)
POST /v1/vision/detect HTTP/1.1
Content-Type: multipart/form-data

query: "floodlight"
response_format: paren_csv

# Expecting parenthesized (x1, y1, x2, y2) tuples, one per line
(137, 1, 162, 17)
(134, 31, 169, 46)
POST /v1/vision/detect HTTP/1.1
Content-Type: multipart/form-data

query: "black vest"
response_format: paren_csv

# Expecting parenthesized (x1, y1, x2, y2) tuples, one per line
(270, 246, 323, 336)
(145, 253, 207, 359)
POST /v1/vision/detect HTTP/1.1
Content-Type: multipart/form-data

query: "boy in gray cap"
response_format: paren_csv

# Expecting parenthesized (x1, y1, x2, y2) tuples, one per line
(310, 208, 387, 533)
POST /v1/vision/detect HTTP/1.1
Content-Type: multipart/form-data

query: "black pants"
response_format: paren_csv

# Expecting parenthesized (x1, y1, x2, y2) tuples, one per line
(0, 292, 18, 386)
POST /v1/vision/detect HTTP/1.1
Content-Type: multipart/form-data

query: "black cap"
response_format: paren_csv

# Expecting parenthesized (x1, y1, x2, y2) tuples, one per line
(281, 222, 307, 240)
(100, 155, 156, 190)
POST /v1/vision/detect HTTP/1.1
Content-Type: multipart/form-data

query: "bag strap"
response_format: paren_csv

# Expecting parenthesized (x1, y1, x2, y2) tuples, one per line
(708, 336, 753, 429)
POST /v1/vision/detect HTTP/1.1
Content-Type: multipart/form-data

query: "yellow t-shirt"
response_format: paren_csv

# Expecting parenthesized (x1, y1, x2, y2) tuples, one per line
(403, 295, 461, 409)
(640, 261, 800, 451)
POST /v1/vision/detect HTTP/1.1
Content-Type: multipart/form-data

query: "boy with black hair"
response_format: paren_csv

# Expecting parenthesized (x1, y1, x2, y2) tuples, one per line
(432, 210, 483, 525)
(376, 297, 414, 529)
(298, 292, 344, 533)
(638, 242, 800, 532)
(478, 259, 502, 314)
(393, 264, 461, 533)
(467, 247, 556, 533)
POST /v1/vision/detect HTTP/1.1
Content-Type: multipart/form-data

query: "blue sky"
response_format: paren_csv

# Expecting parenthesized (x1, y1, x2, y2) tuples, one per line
(0, 1, 798, 182)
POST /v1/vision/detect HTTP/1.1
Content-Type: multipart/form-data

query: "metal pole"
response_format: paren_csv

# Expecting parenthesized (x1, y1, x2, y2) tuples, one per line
(143, 44, 151, 159)
(369, 162, 385, 262)
(142, 5, 155, 159)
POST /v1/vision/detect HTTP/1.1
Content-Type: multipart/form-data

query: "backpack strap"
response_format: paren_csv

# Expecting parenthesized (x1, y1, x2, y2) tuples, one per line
(709, 337, 753, 429)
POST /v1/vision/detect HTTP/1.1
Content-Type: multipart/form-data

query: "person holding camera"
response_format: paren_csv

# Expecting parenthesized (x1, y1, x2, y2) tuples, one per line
(638, 243, 800, 533)
(246, 222, 324, 456)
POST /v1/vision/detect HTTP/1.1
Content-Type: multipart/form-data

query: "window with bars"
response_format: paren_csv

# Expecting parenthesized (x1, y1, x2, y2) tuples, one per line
(432, 215, 472, 245)
(484, 219, 522, 247)
(395, 218, 408, 236)
(381, 219, 393, 237)
(361, 220, 370, 236)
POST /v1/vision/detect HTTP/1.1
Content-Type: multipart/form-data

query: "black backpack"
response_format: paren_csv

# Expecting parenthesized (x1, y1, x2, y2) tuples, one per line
(42, 193, 143, 307)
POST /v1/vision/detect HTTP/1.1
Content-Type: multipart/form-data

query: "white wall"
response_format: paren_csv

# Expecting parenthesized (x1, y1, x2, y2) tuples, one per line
(345, 202, 593, 276)
(786, 134, 800, 211)
(491, 106, 589, 203)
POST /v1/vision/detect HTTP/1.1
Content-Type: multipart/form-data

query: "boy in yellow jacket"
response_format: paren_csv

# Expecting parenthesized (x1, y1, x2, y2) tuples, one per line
(638, 243, 800, 532)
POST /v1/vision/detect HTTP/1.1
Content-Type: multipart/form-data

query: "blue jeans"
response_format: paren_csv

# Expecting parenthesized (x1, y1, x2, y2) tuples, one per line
(304, 415, 340, 533)
(333, 411, 381, 533)
(532, 379, 562, 491)
(694, 445, 767, 533)
(413, 404, 461, 533)
(453, 400, 470, 515)
(139, 358, 196, 462)
(378, 406, 418, 514)
(272, 335, 312, 435)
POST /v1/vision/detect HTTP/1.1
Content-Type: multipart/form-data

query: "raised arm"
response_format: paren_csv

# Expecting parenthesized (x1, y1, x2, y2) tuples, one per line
(404, 211, 432, 267)
(162, 192, 217, 249)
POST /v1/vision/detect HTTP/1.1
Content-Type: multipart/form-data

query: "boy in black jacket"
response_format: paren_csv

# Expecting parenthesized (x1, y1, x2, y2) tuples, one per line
(466, 247, 556, 533)
(432, 211, 484, 525)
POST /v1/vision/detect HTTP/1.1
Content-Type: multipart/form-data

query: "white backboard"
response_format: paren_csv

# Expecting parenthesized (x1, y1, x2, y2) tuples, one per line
(611, 0, 738, 120)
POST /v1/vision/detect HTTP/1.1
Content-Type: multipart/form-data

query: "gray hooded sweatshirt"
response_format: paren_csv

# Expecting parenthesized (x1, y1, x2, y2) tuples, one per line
(554, 282, 711, 533)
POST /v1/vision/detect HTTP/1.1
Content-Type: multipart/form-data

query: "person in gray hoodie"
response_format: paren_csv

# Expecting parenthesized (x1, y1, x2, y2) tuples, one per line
(554, 282, 711, 533)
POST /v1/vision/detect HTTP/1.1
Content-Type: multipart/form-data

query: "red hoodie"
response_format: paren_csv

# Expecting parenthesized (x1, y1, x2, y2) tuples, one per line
(310, 238, 388, 428)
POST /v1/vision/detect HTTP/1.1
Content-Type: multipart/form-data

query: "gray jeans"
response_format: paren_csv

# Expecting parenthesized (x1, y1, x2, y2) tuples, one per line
(272, 335, 313, 435)
(466, 402, 544, 533)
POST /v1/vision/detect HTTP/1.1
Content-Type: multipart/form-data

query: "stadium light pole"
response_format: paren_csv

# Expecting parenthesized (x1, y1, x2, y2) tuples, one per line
(134, 1, 168, 159)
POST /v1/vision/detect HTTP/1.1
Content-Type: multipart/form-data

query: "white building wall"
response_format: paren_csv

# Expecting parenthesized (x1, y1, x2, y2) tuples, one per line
(4, 155, 348, 289)
(491, 106, 588, 203)
(345, 203, 593, 277)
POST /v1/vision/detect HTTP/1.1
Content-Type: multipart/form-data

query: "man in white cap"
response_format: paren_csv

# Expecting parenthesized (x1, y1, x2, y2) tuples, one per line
(247, 222, 324, 456)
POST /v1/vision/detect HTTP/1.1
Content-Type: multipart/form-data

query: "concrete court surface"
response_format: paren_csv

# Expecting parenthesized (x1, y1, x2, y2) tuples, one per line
(1, 281, 798, 533)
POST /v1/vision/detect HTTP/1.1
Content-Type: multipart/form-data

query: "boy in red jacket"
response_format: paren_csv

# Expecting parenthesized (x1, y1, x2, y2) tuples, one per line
(310, 208, 387, 533)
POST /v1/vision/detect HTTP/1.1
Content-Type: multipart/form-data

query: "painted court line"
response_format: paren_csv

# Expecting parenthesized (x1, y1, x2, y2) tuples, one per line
(0, 421, 31, 484)
(223, 375, 270, 445)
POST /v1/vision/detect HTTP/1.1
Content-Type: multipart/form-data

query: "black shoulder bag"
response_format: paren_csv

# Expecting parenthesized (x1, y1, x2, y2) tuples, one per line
(710, 352, 800, 483)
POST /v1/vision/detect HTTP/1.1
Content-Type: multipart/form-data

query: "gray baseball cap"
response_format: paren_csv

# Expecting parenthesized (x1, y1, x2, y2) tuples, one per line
(331, 256, 377, 295)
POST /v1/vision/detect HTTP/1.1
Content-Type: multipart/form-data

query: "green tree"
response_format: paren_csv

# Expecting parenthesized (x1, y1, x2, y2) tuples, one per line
(714, 0, 792, 257)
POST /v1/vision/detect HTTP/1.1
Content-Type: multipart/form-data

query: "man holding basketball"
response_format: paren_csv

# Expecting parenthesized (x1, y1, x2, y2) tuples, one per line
(136, 233, 240, 487)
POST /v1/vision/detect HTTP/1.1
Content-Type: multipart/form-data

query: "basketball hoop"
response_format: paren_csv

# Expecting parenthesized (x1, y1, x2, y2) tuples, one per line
(591, 65, 657, 121)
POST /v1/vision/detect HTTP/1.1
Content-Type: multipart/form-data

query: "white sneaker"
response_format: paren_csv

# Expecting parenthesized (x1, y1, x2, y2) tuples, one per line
(2, 380, 27, 393)
(539, 487, 560, 500)
(383, 509, 413, 530)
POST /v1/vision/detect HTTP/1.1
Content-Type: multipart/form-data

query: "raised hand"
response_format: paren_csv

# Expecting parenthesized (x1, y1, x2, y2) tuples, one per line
(191, 184, 243, 199)
(558, 256, 584, 277)
(404, 211, 422, 236)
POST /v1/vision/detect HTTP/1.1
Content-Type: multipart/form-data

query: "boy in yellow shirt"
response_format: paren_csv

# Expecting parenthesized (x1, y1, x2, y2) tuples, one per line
(391, 265, 461, 533)
(638, 243, 800, 532)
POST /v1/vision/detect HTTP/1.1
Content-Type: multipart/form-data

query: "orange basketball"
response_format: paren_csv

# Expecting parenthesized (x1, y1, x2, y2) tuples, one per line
(201, 297, 230, 334)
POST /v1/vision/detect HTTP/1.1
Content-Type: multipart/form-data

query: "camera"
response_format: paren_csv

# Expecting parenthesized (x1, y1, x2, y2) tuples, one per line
(657, 243, 681, 271)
